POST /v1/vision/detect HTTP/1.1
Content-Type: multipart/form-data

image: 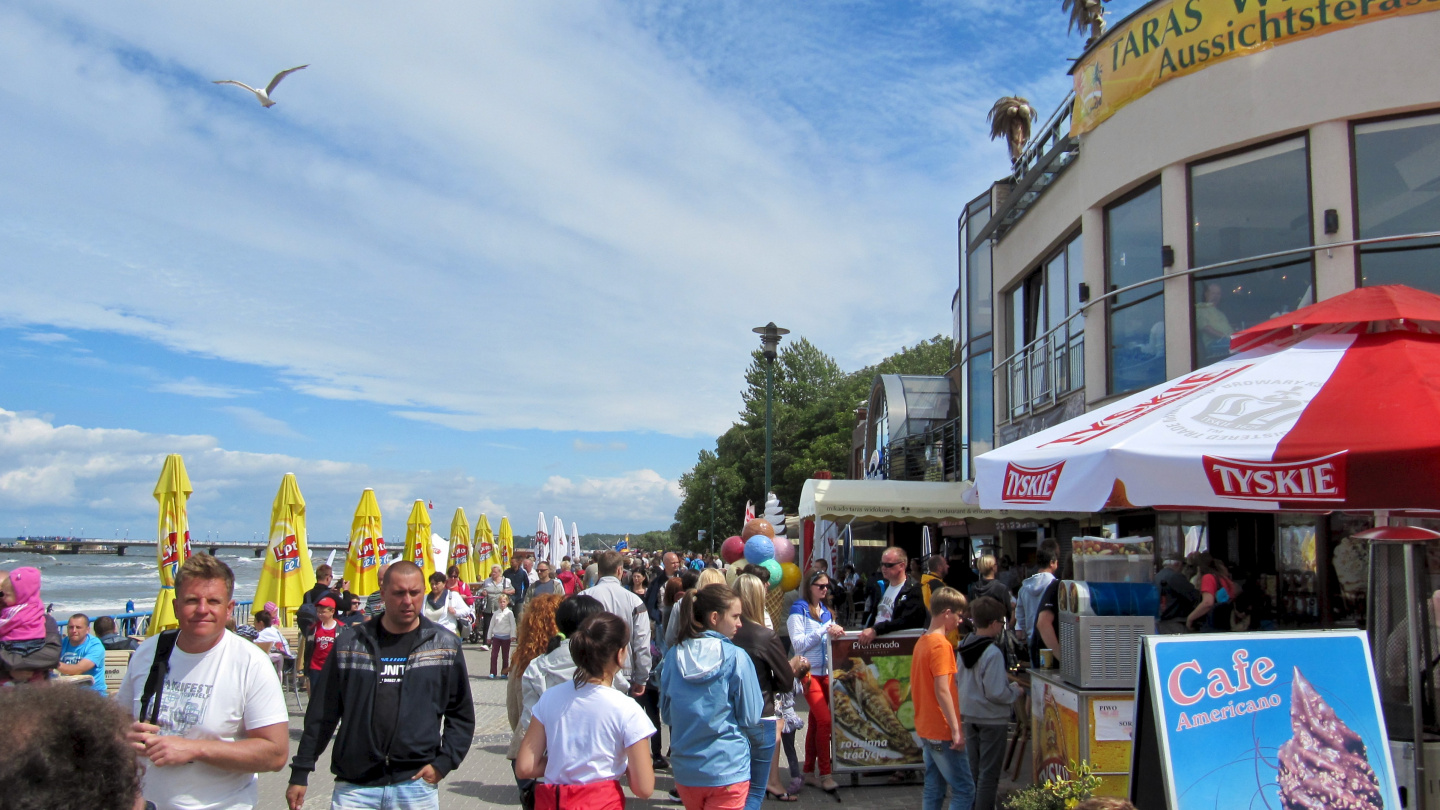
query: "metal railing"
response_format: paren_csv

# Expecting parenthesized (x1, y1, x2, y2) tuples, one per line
(991, 230, 1440, 423)
(107, 599, 254, 637)
(885, 417, 968, 482)
(998, 329, 1086, 420)
(970, 93, 1080, 248)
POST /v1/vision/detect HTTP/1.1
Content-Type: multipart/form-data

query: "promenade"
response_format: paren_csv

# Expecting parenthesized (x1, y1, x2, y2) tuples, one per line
(262, 646, 1031, 810)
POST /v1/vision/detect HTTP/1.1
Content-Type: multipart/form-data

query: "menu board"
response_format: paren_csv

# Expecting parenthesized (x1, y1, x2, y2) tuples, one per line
(1131, 630, 1399, 810)
(828, 631, 924, 771)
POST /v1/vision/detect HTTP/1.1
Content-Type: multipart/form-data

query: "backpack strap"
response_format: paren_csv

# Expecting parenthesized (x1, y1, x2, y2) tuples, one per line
(139, 629, 180, 725)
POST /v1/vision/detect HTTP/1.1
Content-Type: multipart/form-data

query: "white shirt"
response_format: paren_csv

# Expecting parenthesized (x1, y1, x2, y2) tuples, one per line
(422, 590, 472, 635)
(530, 681, 656, 784)
(487, 608, 516, 641)
(254, 626, 289, 658)
(876, 582, 902, 624)
(115, 630, 289, 810)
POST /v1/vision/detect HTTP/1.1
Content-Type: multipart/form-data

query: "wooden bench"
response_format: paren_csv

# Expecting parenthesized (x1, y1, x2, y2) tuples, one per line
(104, 649, 133, 695)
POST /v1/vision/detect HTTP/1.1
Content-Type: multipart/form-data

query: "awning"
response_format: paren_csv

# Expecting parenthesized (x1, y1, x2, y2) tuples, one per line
(798, 478, 1089, 523)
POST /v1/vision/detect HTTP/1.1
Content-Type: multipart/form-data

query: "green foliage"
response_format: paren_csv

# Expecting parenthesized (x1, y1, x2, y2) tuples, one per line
(670, 334, 953, 550)
(1002, 760, 1103, 810)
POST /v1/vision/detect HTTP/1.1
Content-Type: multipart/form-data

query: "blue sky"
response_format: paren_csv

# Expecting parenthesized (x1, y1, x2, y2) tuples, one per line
(0, 0, 1145, 539)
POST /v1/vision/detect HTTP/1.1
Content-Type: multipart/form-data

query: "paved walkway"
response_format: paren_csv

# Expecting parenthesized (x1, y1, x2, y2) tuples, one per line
(262, 647, 1033, 810)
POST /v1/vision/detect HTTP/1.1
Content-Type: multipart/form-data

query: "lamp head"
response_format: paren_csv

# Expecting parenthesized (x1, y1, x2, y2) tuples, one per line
(752, 322, 790, 360)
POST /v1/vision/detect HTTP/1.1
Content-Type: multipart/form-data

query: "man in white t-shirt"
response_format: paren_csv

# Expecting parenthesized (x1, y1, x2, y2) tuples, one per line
(117, 554, 289, 810)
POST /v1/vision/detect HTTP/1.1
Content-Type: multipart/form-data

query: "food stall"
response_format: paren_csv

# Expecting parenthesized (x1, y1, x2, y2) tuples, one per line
(975, 286, 1440, 807)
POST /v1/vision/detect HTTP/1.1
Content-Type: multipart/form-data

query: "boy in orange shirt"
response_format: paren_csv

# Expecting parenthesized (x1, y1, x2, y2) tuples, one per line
(910, 586, 974, 810)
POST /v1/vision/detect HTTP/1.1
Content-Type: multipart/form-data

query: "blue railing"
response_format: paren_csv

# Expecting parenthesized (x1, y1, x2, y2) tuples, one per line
(105, 599, 254, 636)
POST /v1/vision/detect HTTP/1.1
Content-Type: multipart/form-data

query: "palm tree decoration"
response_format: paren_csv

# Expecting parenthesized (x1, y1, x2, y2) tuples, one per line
(1064, 0, 1110, 47)
(988, 97, 1036, 165)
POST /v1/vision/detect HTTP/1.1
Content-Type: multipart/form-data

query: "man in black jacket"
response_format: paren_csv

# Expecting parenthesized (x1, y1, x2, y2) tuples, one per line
(286, 561, 475, 810)
(857, 546, 927, 645)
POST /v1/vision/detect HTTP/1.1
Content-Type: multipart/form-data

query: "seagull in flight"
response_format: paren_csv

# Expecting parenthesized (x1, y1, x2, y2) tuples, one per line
(212, 65, 308, 108)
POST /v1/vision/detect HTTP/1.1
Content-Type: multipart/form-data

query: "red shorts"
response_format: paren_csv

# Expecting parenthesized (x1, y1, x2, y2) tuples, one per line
(535, 780, 625, 810)
(675, 782, 749, 810)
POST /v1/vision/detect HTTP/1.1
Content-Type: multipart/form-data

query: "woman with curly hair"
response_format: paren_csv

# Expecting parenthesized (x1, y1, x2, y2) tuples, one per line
(507, 593, 565, 793)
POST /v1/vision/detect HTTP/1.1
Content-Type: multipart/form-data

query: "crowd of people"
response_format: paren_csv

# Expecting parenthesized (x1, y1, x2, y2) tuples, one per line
(0, 543, 1155, 810)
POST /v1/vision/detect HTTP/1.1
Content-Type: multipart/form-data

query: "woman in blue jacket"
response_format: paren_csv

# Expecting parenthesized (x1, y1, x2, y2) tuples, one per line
(660, 584, 765, 810)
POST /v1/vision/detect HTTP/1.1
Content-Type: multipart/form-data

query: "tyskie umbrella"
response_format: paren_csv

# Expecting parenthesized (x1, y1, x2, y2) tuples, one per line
(551, 516, 567, 569)
(534, 512, 550, 565)
(474, 513, 500, 578)
(570, 521, 581, 560)
(148, 454, 193, 636)
(404, 500, 436, 580)
(253, 473, 316, 627)
(976, 285, 1440, 513)
(446, 508, 476, 583)
(343, 488, 385, 598)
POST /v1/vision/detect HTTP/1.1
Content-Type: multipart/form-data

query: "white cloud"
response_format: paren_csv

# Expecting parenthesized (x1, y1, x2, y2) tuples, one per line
(0, 408, 678, 536)
(218, 406, 301, 438)
(154, 377, 251, 399)
(0, 1, 972, 439)
(573, 439, 628, 453)
(20, 331, 73, 344)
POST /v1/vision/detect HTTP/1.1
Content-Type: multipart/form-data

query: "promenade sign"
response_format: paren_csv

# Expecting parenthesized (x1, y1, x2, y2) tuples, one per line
(1071, 0, 1440, 134)
(1130, 630, 1400, 809)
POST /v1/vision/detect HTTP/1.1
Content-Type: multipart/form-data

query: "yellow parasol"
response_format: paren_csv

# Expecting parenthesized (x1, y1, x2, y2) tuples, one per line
(497, 516, 514, 570)
(446, 507, 477, 583)
(148, 454, 193, 636)
(253, 473, 316, 627)
(404, 499, 436, 580)
(343, 488, 385, 598)
(474, 513, 501, 579)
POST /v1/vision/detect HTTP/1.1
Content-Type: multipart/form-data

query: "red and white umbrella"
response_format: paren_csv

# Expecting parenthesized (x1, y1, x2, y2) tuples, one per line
(535, 512, 550, 562)
(976, 285, 1440, 513)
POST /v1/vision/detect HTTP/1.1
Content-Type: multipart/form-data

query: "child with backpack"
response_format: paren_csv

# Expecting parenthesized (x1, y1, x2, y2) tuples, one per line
(957, 596, 1026, 810)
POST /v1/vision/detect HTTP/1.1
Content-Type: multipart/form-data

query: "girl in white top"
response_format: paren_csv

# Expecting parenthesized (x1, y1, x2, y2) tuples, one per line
(517, 612, 656, 810)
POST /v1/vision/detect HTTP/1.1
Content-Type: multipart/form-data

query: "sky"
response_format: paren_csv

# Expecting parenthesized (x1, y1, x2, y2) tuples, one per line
(0, 0, 1145, 542)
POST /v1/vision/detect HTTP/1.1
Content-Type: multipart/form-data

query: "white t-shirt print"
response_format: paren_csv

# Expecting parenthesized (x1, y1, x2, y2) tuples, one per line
(116, 630, 289, 810)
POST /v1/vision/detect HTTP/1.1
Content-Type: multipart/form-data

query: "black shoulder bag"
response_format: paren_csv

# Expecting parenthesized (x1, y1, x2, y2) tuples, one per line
(139, 629, 181, 725)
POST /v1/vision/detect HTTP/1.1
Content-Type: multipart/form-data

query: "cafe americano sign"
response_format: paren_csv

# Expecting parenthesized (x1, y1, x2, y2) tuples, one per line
(1070, 0, 1440, 135)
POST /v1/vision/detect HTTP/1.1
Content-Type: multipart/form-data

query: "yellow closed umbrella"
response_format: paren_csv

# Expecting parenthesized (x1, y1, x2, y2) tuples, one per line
(253, 473, 316, 627)
(446, 508, 476, 583)
(474, 514, 501, 578)
(343, 488, 385, 598)
(148, 454, 193, 636)
(404, 500, 436, 580)
(498, 516, 514, 570)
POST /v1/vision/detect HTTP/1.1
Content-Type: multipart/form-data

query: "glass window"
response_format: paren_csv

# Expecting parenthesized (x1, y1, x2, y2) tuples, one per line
(968, 352, 993, 464)
(1355, 112, 1440, 292)
(1106, 183, 1165, 394)
(1189, 138, 1313, 367)
(1066, 235, 1085, 339)
(968, 236, 993, 341)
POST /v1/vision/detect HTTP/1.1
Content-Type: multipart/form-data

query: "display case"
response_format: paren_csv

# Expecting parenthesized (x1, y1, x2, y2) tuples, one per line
(1276, 515, 1320, 623)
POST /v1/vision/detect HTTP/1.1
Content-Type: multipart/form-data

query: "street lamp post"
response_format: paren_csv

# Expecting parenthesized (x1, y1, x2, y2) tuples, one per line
(752, 323, 789, 501)
(708, 475, 717, 554)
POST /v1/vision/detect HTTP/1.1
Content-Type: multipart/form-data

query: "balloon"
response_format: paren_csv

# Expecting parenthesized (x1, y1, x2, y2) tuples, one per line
(720, 536, 746, 565)
(780, 562, 802, 592)
(760, 558, 782, 587)
(741, 519, 775, 541)
(772, 538, 795, 564)
(744, 535, 776, 565)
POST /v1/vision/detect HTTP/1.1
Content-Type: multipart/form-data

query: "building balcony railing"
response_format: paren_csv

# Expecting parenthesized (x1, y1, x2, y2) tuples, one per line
(996, 331, 1085, 421)
(885, 416, 968, 483)
(969, 92, 1079, 249)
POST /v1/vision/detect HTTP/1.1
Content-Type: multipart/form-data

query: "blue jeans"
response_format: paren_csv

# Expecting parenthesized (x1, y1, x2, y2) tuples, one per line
(744, 718, 779, 810)
(331, 780, 440, 810)
(921, 738, 975, 810)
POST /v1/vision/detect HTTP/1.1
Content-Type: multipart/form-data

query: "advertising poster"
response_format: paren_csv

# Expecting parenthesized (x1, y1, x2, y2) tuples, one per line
(828, 631, 924, 771)
(1070, 0, 1439, 135)
(1134, 630, 1400, 809)
(1032, 677, 1082, 783)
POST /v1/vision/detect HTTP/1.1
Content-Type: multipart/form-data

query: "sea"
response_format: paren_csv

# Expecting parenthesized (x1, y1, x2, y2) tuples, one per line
(0, 549, 349, 617)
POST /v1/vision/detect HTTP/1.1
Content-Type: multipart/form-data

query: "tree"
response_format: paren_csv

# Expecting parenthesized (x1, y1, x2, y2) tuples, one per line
(670, 334, 953, 547)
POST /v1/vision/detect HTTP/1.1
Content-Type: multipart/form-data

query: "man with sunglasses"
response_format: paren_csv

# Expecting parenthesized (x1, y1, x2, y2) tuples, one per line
(857, 547, 927, 645)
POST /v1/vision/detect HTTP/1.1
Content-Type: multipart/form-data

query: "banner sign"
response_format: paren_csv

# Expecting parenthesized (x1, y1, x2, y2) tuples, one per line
(1071, 0, 1440, 135)
(1130, 630, 1400, 809)
(828, 631, 925, 772)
